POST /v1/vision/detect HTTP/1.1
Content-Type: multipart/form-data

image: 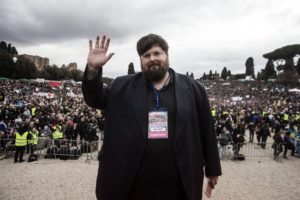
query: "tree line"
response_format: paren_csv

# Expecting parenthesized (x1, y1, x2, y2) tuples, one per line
(2, 40, 299, 83)
(198, 45, 300, 83)
(0, 41, 83, 81)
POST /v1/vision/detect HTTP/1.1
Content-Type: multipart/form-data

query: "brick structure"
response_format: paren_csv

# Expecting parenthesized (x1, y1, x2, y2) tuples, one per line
(21, 54, 49, 71)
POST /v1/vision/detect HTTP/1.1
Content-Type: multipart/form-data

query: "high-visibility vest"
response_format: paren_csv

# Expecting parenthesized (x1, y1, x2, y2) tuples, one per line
(28, 130, 39, 145)
(211, 109, 216, 117)
(295, 114, 300, 121)
(15, 132, 28, 147)
(52, 125, 63, 139)
(283, 114, 289, 121)
(222, 111, 228, 115)
(31, 107, 36, 117)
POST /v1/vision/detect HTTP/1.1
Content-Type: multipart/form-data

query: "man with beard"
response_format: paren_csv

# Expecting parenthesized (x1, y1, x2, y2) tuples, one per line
(82, 34, 221, 200)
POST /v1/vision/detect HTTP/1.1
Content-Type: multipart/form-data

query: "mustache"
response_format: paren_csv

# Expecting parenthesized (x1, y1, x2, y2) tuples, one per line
(147, 60, 160, 67)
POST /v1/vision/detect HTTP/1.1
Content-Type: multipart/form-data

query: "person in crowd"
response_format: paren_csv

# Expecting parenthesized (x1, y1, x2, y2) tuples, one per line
(28, 126, 39, 155)
(218, 127, 233, 159)
(40, 125, 52, 137)
(259, 120, 271, 149)
(232, 123, 245, 158)
(82, 34, 222, 200)
(34, 118, 42, 132)
(98, 111, 105, 141)
(248, 122, 255, 143)
(256, 126, 262, 145)
(77, 116, 89, 141)
(65, 121, 78, 146)
(272, 129, 283, 159)
(30, 104, 37, 119)
(85, 123, 98, 142)
(23, 106, 31, 119)
(14, 122, 30, 163)
(15, 115, 22, 124)
(0, 117, 7, 133)
(283, 131, 296, 159)
(0, 117, 8, 148)
(51, 123, 63, 148)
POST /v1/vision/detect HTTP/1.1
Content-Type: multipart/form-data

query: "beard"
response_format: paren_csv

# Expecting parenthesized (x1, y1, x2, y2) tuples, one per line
(142, 59, 169, 82)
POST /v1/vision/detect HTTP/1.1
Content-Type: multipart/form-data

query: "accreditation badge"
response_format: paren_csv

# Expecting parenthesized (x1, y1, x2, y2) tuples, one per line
(148, 109, 168, 139)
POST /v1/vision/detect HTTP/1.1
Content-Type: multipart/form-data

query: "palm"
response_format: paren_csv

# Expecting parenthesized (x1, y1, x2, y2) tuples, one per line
(88, 48, 109, 67)
(87, 35, 114, 69)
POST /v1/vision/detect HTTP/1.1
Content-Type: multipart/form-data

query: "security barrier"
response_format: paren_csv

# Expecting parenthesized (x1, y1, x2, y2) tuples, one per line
(0, 137, 101, 163)
(218, 142, 284, 160)
(0, 138, 295, 162)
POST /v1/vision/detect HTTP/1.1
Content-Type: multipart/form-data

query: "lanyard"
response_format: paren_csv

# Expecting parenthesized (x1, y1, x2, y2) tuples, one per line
(150, 72, 170, 110)
(152, 87, 160, 110)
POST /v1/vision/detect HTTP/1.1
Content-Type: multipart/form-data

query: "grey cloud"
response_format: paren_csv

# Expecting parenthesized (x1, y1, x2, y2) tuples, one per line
(0, 0, 126, 45)
(1, 0, 299, 78)
(0, 0, 215, 45)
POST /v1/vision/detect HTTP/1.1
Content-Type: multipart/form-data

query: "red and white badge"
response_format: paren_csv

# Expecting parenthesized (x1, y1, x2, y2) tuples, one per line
(148, 110, 168, 139)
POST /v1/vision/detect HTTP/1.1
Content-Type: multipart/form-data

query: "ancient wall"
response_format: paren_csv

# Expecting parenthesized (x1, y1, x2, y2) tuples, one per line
(67, 62, 77, 71)
(21, 54, 49, 71)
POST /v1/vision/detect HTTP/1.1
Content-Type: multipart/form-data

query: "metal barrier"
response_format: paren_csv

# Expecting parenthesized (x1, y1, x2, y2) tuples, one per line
(0, 137, 101, 163)
(0, 138, 290, 162)
(218, 142, 280, 160)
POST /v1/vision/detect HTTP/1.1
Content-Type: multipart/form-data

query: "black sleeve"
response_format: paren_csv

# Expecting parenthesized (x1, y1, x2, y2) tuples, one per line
(194, 80, 222, 177)
(82, 66, 106, 109)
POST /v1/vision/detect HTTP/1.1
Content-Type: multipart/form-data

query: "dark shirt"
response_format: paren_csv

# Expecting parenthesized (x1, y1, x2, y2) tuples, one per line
(284, 134, 293, 145)
(273, 134, 283, 144)
(260, 125, 271, 137)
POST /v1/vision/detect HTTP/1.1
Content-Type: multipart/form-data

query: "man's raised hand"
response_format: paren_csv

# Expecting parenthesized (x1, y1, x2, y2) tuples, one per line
(87, 35, 114, 69)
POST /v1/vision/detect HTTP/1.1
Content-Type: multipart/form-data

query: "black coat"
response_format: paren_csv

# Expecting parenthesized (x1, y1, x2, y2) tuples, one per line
(82, 68, 222, 200)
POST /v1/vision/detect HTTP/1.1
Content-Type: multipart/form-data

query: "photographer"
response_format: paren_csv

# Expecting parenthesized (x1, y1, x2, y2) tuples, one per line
(232, 123, 245, 158)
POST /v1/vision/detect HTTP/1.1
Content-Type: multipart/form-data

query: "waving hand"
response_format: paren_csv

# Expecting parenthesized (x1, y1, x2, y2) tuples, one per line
(87, 35, 114, 69)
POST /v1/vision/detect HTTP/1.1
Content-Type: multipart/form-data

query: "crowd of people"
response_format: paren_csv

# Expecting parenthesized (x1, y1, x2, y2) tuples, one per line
(0, 80, 103, 162)
(204, 79, 300, 159)
(0, 78, 299, 162)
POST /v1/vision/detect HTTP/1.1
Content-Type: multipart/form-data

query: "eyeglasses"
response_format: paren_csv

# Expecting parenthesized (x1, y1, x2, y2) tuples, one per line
(140, 50, 165, 60)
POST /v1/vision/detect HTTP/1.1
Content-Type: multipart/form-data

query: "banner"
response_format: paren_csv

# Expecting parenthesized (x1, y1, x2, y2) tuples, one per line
(33, 92, 55, 99)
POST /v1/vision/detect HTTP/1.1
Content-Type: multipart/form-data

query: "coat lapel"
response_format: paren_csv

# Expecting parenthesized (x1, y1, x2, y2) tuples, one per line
(131, 75, 148, 140)
(174, 74, 191, 142)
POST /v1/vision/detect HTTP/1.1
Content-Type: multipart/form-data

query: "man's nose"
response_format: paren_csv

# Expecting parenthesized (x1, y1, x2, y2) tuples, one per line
(149, 53, 157, 61)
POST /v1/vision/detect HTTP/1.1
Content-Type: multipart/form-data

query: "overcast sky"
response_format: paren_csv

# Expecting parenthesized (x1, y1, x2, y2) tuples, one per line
(1, 0, 299, 78)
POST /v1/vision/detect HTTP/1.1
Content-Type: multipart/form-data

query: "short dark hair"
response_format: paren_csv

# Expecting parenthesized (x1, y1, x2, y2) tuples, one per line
(136, 33, 169, 56)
